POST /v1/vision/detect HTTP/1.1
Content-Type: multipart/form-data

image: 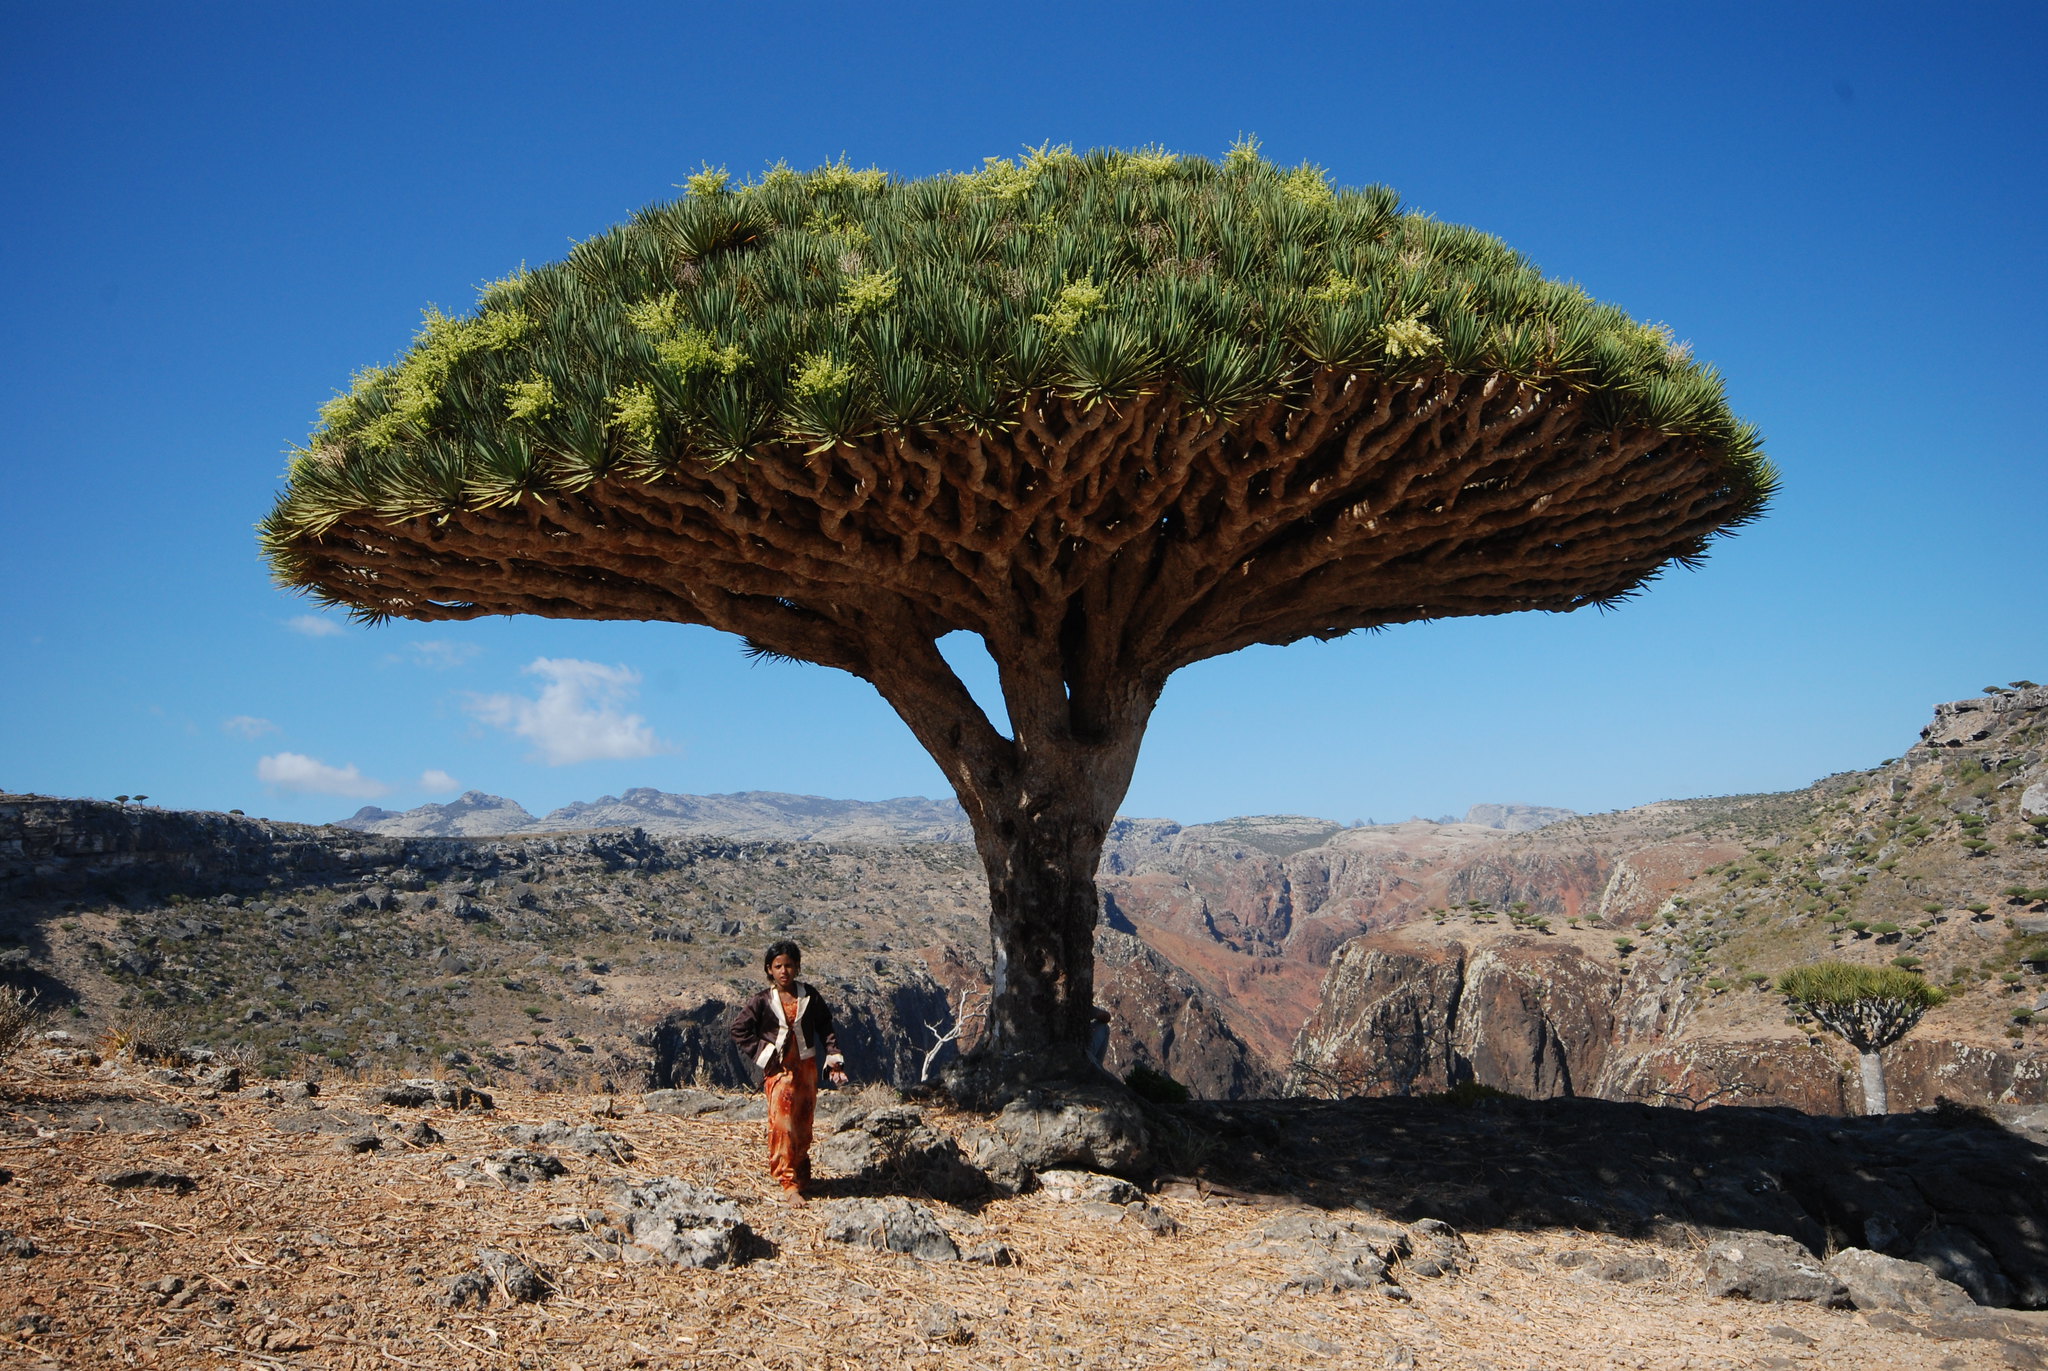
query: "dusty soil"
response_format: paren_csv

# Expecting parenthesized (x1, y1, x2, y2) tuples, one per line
(3, 1060, 2046, 1370)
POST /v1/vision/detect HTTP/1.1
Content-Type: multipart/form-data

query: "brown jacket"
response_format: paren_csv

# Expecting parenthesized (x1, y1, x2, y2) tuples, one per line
(730, 983, 844, 1074)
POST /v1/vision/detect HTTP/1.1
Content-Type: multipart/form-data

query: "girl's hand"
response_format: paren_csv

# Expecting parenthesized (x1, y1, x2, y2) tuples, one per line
(828, 1068, 848, 1086)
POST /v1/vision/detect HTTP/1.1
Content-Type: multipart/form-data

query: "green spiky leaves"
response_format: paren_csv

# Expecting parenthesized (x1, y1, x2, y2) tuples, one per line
(1779, 962, 1945, 1010)
(268, 141, 1772, 553)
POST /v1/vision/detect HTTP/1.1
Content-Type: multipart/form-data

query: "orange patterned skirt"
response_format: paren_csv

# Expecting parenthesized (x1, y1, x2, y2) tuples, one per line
(762, 1055, 818, 1192)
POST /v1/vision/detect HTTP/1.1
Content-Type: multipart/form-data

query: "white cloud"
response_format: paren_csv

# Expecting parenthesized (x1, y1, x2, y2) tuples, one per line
(419, 769, 460, 793)
(287, 615, 347, 638)
(410, 640, 482, 670)
(222, 715, 279, 739)
(467, 657, 672, 765)
(256, 752, 389, 799)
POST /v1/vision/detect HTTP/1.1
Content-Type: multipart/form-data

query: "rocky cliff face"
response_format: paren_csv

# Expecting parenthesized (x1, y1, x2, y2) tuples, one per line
(1289, 921, 2048, 1116)
(1290, 687, 2048, 1117)
(1098, 809, 1748, 1073)
(1289, 930, 1624, 1102)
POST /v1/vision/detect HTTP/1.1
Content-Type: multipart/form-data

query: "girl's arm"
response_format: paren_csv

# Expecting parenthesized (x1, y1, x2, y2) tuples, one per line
(812, 999, 847, 1081)
(730, 993, 771, 1063)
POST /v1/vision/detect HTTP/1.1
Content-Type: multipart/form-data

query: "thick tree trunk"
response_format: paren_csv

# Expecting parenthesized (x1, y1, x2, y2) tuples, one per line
(975, 794, 1113, 1059)
(867, 631, 1156, 1067)
(1858, 1049, 1888, 1115)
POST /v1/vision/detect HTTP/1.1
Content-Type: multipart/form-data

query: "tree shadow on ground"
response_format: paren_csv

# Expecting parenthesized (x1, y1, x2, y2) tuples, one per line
(1170, 1093, 2048, 1308)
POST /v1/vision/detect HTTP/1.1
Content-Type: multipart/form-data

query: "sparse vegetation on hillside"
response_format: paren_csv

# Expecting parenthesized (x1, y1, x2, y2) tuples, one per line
(37, 833, 986, 1088)
(1627, 689, 2047, 1070)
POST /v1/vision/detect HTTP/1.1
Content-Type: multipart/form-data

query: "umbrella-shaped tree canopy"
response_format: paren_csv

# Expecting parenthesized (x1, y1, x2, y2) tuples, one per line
(264, 142, 1774, 1064)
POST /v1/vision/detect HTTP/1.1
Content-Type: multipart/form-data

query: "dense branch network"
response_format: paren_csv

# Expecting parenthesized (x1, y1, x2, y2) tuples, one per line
(285, 367, 1738, 723)
(1801, 995, 1936, 1054)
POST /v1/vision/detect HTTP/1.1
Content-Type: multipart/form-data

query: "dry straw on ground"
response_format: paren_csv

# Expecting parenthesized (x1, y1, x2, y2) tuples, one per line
(0, 1058, 2043, 1370)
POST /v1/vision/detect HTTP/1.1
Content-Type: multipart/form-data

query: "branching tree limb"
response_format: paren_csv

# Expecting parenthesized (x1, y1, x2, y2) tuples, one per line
(920, 990, 989, 1083)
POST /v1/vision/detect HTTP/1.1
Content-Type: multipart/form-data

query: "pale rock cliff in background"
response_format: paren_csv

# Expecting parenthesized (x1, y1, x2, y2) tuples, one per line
(342, 791, 540, 837)
(344, 788, 972, 844)
(1463, 803, 1578, 832)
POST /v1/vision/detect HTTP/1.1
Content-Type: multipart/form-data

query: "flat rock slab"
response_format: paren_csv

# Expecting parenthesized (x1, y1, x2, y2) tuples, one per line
(272, 1108, 392, 1137)
(1555, 1249, 1673, 1283)
(4, 1094, 203, 1134)
(641, 1089, 765, 1122)
(497, 1121, 635, 1160)
(820, 1198, 959, 1262)
(1240, 1210, 1459, 1295)
(1827, 1247, 1978, 1315)
(364, 1079, 493, 1110)
(1035, 1169, 1142, 1205)
(994, 1086, 1150, 1175)
(98, 1168, 196, 1193)
(446, 1149, 567, 1186)
(1704, 1232, 1851, 1307)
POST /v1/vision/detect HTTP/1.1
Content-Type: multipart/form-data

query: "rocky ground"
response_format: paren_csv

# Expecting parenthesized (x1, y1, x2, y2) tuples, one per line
(7, 1050, 2048, 1370)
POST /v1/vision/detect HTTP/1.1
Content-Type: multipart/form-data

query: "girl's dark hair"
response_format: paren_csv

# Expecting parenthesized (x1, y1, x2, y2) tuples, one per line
(763, 939, 802, 975)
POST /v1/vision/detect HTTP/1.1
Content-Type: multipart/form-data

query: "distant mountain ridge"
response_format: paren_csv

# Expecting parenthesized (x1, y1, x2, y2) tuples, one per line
(338, 787, 973, 843)
(339, 791, 1575, 844)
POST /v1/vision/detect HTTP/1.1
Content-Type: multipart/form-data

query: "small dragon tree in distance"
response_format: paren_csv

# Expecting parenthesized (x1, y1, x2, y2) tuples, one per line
(262, 142, 1774, 1073)
(1780, 961, 1946, 1114)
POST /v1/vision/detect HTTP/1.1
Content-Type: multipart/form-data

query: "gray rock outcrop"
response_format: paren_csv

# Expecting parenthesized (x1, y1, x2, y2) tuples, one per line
(1825, 1248, 1976, 1314)
(819, 1198, 959, 1261)
(605, 1179, 753, 1268)
(993, 1085, 1151, 1175)
(1702, 1232, 1851, 1306)
(813, 1105, 988, 1202)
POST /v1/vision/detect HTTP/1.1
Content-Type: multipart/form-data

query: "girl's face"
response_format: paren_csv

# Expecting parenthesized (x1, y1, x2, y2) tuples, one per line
(768, 953, 800, 992)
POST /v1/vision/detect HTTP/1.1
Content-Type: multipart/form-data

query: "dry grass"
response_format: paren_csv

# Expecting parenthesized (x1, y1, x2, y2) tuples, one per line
(94, 1010, 191, 1067)
(0, 989, 44, 1060)
(0, 1059, 2043, 1370)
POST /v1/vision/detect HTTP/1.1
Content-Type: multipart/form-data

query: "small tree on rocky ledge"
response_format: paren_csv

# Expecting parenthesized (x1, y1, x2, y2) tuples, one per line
(1779, 962, 1946, 1114)
(262, 143, 1773, 1072)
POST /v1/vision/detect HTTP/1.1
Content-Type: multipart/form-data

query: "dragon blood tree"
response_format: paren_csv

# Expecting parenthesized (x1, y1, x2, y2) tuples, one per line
(263, 144, 1774, 1068)
(1780, 962, 1946, 1114)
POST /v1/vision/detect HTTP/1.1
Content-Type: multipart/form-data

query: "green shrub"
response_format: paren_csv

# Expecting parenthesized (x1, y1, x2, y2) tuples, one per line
(1124, 1064, 1190, 1105)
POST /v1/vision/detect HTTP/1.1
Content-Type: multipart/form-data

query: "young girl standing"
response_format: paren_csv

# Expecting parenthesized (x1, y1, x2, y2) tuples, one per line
(729, 940, 847, 1201)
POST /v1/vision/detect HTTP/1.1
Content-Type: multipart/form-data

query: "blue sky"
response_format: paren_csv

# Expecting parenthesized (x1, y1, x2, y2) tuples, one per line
(2, 3, 2042, 827)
